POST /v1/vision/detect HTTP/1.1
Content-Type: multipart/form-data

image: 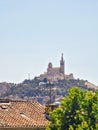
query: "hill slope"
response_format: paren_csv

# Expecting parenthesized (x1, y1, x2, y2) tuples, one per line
(0, 78, 97, 104)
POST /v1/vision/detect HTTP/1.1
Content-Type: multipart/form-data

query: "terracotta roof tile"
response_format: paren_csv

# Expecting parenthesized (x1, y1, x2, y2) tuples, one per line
(0, 100, 49, 128)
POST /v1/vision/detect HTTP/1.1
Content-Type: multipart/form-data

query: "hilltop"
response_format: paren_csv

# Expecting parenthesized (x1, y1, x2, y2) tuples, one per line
(0, 78, 97, 104)
(0, 54, 98, 104)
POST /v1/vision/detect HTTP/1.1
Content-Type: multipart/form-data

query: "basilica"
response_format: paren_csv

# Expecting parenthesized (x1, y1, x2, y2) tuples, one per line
(39, 54, 73, 81)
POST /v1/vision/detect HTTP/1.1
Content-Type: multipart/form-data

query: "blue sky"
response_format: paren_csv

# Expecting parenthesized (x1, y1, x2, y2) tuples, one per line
(0, 0, 98, 85)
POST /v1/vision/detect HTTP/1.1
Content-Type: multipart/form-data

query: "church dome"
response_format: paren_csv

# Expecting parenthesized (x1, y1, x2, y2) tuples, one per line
(48, 62, 52, 68)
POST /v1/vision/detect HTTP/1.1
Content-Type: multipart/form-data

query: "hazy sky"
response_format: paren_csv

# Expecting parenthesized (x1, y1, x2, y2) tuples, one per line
(0, 0, 98, 85)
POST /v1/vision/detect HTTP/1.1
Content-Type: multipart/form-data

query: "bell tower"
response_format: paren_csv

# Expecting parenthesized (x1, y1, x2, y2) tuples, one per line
(60, 53, 65, 74)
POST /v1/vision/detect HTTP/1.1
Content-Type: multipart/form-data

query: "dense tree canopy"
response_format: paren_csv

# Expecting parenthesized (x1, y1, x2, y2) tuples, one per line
(46, 87, 98, 130)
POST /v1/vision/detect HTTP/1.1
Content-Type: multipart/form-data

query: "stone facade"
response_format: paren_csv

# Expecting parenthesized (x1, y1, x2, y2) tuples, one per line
(39, 54, 74, 81)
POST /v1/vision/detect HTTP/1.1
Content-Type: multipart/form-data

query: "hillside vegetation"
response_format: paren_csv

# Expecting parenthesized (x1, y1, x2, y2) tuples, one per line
(0, 78, 97, 104)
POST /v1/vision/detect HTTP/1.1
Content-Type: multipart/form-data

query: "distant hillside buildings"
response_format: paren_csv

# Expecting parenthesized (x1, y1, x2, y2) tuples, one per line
(39, 54, 73, 81)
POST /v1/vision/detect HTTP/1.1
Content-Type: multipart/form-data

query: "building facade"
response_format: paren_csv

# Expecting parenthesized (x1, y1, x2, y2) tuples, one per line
(39, 54, 73, 81)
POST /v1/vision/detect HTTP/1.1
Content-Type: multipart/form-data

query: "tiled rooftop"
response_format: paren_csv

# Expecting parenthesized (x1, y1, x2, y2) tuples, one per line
(0, 100, 49, 128)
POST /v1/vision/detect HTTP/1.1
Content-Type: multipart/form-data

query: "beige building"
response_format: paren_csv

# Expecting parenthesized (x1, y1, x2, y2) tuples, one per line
(39, 54, 73, 81)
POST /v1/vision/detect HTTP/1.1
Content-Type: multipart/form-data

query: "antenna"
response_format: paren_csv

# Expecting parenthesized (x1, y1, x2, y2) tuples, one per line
(28, 73, 30, 80)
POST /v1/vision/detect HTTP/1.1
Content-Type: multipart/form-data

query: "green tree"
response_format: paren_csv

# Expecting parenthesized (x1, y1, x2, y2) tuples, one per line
(46, 87, 98, 130)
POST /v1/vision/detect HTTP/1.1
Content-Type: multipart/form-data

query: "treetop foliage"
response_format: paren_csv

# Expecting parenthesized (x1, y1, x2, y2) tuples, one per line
(46, 87, 98, 130)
